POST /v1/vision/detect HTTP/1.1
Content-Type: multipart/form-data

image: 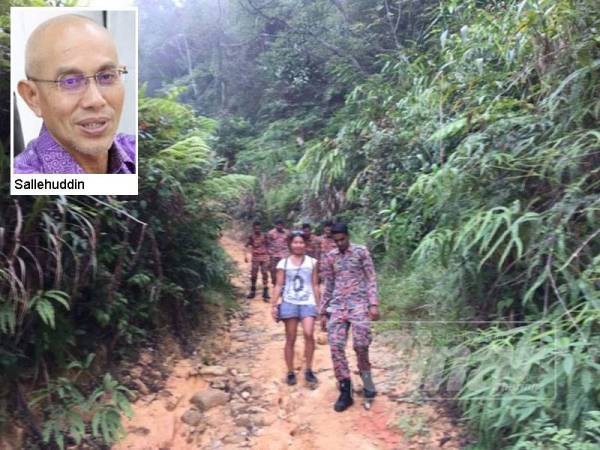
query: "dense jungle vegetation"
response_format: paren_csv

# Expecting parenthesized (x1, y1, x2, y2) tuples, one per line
(1, 1, 255, 447)
(1, 0, 599, 449)
(140, 0, 600, 448)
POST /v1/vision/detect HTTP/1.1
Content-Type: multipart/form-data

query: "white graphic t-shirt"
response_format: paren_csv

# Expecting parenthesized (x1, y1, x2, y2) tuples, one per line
(277, 256, 317, 305)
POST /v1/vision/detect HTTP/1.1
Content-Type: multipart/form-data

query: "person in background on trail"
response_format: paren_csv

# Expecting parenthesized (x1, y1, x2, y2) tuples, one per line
(319, 222, 380, 412)
(318, 220, 336, 282)
(271, 231, 320, 386)
(267, 218, 290, 287)
(245, 221, 270, 301)
(302, 222, 321, 260)
(319, 220, 336, 255)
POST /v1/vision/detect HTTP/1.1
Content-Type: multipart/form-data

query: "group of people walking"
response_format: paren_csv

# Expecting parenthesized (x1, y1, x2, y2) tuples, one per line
(244, 219, 380, 412)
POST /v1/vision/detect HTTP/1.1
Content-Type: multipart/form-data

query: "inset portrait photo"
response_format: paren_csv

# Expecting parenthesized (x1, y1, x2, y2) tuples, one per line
(10, 7, 138, 195)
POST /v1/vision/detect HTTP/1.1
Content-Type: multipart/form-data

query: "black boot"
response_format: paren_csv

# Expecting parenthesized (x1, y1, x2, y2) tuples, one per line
(262, 287, 270, 302)
(246, 284, 256, 299)
(334, 378, 354, 412)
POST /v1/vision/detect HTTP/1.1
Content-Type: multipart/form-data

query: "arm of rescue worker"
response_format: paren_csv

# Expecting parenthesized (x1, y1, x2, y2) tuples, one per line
(360, 246, 380, 320)
(312, 259, 320, 308)
(314, 236, 321, 261)
(271, 263, 285, 321)
(265, 231, 273, 255)
(319, 254, 334, 316)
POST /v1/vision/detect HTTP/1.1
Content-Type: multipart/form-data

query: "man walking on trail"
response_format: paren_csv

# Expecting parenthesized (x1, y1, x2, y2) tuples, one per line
(245, 221, 270, 301)
(267, 219, 290, 287)
(302, 223, 321, 260)
(319, 222, 380, 412)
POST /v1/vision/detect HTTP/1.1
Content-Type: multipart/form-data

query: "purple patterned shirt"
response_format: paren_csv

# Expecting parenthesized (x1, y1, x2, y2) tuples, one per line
(14, 124, 136, 174)
(319, 243, 379, 315)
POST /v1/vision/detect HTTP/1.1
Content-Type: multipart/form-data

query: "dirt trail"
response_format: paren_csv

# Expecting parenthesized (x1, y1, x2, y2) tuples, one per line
(114, 234, 464, 450)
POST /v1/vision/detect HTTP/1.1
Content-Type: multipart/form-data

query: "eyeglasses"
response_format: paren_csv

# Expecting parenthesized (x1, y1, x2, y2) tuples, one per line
(27, 66, 128, 93)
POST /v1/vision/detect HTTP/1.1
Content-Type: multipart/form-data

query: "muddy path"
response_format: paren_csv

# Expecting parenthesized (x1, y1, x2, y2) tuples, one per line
(113, 234, 466, 450)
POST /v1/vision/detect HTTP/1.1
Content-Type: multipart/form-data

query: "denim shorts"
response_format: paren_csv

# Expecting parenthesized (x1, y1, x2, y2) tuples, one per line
(278, 301, 318, 320)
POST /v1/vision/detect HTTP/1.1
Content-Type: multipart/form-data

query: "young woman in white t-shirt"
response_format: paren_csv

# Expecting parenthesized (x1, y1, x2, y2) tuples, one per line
(270, 230, 320, 386)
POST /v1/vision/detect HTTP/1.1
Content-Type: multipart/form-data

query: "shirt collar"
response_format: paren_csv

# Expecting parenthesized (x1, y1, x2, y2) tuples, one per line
(109, 135, 136, 174)
(37, 123, 134, 174)
(332, 243, 356, 257)
(37, 124, 86, 174)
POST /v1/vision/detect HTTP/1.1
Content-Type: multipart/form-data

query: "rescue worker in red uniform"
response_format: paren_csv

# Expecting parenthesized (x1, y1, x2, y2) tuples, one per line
(245, 221, 270, 301)
(319, 220, 337, 257)
(319, 222, 380, 412)
(315, 220, 336, 344)
(302, 223, 321, 260)
(267, 219, 290, 286)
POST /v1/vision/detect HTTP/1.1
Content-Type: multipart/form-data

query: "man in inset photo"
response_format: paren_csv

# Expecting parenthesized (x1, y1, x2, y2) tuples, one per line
(14, 13, 135, 174)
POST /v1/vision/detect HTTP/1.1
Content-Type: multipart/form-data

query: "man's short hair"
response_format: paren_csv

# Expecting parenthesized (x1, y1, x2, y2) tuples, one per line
(323, 220, 334, 227)
(331, 222, 349, 234)
(275, 218, 284, 225)
(302, 222, 311, 229)
(253, 221, 261, 227)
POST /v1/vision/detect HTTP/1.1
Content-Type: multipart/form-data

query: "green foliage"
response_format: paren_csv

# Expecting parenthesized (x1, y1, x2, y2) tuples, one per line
(0, 17, 240, 444)
(263, 181, 303, 223)
(394, 412, 429, 440)
(378, 261, 466, 325)
(138, 85, 214, 155)
(203, 174, 258, 220)
(154, 135, 216, 180)
(31, 373, 132, 449)
(204, 173, 256, 201)
(443, 304, 600, 448)
(212, 116, 254, 169)
(171, 0, 600, 448)
(28, 290, 70, 329)
(510, 411, 600, 450)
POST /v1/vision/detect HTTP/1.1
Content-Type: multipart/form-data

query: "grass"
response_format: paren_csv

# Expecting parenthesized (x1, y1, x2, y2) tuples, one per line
(392, 411, 430, 440)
